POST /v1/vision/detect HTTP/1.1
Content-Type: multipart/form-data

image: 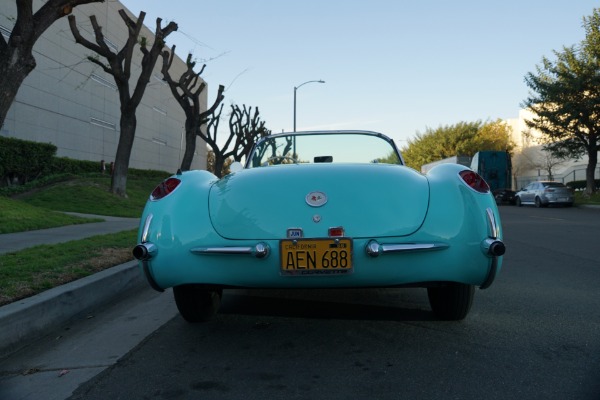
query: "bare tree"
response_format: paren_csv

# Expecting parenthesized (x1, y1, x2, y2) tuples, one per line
(513, 146, 566, 184)
(201, 104, 270, 178)
(206, 148, 233, 177)
(161, 46, 225, 171)
(535, 150, 566, 181)
(68, 10, 177, 197)
(228, 104, 271, 162)
(0, 0, 104, 128)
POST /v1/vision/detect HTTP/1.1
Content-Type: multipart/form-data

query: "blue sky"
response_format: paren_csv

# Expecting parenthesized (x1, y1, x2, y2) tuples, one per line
(122, 0, 598, 147)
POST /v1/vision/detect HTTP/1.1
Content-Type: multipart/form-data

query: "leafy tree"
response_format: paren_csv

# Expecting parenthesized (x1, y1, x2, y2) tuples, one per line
(68, 10, 177, 197)
(0, 0, 104, 128)
(522, 8, 600, 195)
(401, 120, 513, 171)
(161, 46, 225, 171)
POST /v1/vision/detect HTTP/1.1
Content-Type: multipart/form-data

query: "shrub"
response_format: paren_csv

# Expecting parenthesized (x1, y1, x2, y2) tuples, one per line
(566, 179, 600, 191)
(50, 157, 101, 174)
(0, 136, 171, 193)
(0, 136, 56, 185)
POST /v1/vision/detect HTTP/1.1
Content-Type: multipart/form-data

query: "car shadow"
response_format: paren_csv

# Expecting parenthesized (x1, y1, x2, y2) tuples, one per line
(219, 288, 436, 322)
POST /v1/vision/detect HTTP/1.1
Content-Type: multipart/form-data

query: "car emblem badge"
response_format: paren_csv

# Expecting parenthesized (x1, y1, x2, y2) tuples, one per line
(313, 215, 321, 223)
(306, 191, 327, 207)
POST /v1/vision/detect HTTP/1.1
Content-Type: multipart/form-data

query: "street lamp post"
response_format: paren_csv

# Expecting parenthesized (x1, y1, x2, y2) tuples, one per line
(293, 79, 325, 131)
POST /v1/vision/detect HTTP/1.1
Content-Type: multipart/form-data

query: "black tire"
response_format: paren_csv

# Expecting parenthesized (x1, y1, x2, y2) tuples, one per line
(427, 283, 474, 321)
(534, 196, 544, 208)
(173, 284, 222, 323)
(516, 197, 522, 207)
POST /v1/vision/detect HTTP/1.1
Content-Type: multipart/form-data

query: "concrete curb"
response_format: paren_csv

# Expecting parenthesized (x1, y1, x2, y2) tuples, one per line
(0, 261, 144, 358)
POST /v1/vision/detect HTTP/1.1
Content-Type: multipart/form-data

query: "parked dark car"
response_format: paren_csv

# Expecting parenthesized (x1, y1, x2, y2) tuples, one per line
(493, 188, 516, 205)
(515, 181, 574, 207)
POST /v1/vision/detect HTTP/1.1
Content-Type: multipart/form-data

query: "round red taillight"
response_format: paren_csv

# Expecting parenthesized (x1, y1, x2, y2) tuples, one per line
(150, 177, 181, 200)
(459, 170, 490, 193)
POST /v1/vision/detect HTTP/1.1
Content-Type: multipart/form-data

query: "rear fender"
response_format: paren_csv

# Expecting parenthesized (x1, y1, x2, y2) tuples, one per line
(137, 170, 221, 261)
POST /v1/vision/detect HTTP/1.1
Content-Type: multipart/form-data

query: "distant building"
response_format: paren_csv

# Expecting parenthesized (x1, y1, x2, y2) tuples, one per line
(0, 1, 207, 173)
(505, 109, 599, 188)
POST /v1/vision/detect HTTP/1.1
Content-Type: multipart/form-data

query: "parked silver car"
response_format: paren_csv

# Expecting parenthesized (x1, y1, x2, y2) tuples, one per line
(515, 181, 574, 207)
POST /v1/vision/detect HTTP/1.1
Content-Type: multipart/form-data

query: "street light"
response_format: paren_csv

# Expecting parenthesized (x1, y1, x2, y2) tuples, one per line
(293, 79, 325, 131)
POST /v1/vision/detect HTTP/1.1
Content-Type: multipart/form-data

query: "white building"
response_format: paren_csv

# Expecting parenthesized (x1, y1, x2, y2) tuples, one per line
(0, 1, 207, 173)
(505, 108, 599, 189)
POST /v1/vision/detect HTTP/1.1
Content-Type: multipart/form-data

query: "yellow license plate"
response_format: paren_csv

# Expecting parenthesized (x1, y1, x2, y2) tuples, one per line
(280, 238, 353, 276)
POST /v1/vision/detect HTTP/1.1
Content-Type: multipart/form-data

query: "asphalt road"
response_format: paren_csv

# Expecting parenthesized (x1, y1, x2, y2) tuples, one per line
(4, 205, 600, 400)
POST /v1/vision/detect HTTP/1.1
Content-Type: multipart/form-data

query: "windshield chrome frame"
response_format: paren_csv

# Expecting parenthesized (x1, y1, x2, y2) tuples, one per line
(244, 130, 404, 169)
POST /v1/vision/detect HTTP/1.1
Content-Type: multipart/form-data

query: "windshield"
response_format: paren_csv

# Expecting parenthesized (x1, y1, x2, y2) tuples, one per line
(247, 131, 402, 168)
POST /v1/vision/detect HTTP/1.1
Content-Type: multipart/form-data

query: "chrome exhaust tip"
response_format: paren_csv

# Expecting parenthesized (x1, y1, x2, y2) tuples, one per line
(133, 242, 157, 260)
(488, 240, 506, 257)
(481, 238, 506, 257)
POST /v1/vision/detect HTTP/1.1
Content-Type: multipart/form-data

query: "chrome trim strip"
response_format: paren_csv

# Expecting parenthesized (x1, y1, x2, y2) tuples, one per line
(191, 242, 270, 259)
(191, 246, 254, 255)
(486, 208, 498, 239)
(141, 214, 153, 243)
(366, 240, 449, 257)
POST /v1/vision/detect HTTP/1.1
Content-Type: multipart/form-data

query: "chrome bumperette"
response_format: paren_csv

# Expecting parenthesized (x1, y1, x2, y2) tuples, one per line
(191, 242, 270, 259)
(366, 240, 449, 258)
(486, 207, 499, 239)
(481, 207, 505, 257)
(134, 214, 158, 261)
(480, 207, 505, 289)
(141, 214, 153, 243)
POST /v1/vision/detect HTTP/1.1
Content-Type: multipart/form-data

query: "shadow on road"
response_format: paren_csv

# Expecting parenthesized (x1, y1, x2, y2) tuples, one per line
(219, 288, 436, 322)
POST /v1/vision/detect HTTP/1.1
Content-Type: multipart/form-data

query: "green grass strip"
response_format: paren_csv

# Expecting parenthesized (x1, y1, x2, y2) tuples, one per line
(0, 229, 138, 306)
(0, 196, 101, 234)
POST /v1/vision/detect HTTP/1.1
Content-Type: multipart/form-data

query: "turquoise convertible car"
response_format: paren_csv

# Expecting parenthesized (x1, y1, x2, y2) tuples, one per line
(133, 130, 505, 321)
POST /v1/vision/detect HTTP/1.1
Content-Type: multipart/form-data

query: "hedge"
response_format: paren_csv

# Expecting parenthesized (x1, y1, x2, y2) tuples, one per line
(0, 136, 56, 185)
(1, 136, 171, 192)
(566, 179, 600, 191)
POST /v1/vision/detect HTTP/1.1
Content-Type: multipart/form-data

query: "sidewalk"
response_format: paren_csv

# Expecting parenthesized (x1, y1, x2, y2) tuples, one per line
(0, 214, 143, 357)
(0, 213, 140, 254)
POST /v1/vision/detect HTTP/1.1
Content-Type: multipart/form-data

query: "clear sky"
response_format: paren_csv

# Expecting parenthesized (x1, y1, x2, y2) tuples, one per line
(122, 0, 597, 148)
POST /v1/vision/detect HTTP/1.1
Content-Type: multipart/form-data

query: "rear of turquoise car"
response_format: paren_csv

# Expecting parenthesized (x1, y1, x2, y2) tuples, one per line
(134, 131, 504, 321)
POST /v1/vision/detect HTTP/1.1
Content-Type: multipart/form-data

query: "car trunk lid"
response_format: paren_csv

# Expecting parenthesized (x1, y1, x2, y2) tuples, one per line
(208, 164, 429, 240)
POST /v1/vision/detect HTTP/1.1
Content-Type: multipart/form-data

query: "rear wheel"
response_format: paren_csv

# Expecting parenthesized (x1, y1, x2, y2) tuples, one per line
(534, 196, 544, 208)
(173, 284, 222, 322)
(427, 283, 474, 321)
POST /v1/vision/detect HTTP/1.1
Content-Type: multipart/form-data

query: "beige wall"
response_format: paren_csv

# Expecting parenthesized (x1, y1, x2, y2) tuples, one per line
(0, 1, 207, 173)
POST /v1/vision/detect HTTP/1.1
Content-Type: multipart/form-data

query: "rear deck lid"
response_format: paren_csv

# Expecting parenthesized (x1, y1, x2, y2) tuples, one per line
(208, 164, 429, 240)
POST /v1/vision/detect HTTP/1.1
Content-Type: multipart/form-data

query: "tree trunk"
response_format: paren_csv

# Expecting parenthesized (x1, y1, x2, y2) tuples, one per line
(585, 141, 598, 195)
(0, 52, 36, 128)
(0, 0, 104, 128)
(180, 117, 200, 171)
(111, 111, 137, 197)
(213, 154, 225, 179)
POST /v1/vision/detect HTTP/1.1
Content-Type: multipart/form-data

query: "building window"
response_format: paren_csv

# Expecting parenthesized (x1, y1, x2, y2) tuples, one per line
(91, 74, 117, 90)
(90, 117, 116, 130)
(104, 38, 118, 52)
(152, 106, 167, 116)
(154, 74, 167, 85)
(0, 25, 11, 39)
